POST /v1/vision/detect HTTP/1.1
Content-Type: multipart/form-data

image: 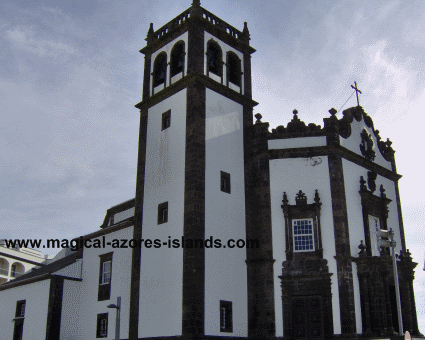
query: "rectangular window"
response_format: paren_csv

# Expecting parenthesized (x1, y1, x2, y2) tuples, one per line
(98, 253, 113, 301)
(13, 300, 25, 340)
(101, 261, 111, 285)
(158, 201, 168, 224)
(220, 300, 232, 332)
(369, 215, 382, 255)
(293, 219, 314, 252)
(96, 313, 108, 338)
(220, 171, 231, 194)
(162, 110, 171, 130)
(15, 300, 26, 318)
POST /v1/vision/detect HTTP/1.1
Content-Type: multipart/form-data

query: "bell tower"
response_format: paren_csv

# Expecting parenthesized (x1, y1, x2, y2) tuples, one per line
(128, 1, 275, 339)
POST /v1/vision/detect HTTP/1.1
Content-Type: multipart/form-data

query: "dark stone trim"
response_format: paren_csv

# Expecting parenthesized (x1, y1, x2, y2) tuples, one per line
(280, 266, 333, 339)
(135, 72, 258, 111)
(397, 252, 423, 336)
(100, 198, 135, 229)
(129, 108, 148, 339)
(353, 254, 424, 337)
(0, 252, 46, 266)
(358, 182, 392, 257)
(268, 145, 401, 182)
(328, 153, 356, 335)
(281, 190, 323, 260)
(140, 12, 255, 56)
(268, 106, 395, 163)
(245, 120, 276, 339)
(143, 53, 152, 101)
(182, 81, 206, 337)
(77, 219, 134, 241)
(61, 277, 82, 282)
(45, 276, 64, 340)
(269, 129, 326, 139)
(0, 273, 50, 290)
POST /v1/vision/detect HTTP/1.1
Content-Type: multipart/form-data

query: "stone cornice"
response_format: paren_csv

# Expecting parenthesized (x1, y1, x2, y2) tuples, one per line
(268, 145, 401, 182)
(140, 5, 255, 55)
(135, 72, 258, 110)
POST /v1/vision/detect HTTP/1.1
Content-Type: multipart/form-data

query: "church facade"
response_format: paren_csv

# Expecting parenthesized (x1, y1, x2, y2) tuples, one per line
(0, 1, 422, 339)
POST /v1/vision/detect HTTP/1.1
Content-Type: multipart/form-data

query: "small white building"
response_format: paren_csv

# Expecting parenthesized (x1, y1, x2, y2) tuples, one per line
(0, 241, 46, 284)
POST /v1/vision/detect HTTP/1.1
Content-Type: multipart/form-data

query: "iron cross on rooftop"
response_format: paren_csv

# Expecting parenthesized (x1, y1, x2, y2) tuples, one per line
(351, 81, 362, 106)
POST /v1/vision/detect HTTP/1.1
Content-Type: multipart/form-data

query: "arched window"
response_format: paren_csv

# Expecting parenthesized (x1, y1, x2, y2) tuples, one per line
(170, 41, 185, 78)
(206, 40, 222, 77)
(153, 52, 167, 87)
(227, 52, 241, 87)
(0, 258, 9, 276)
(11, 262, 24, 277)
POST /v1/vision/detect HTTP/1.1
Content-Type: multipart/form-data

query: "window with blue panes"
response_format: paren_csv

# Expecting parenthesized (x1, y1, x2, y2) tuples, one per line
(293, 218, 314, 252)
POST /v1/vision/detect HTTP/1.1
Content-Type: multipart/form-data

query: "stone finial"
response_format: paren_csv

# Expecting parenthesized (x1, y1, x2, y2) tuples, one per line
(192, 0, 201, 6)
(147, 23, 154, 43)
(385, 138, 392, 148)
(295, 190, 307, 205)
(329, 108, 337, 116)
(360, 176, 367, 191)
(243, 21, 250, 35)
(380, 184, 386, 199)
(282, 192, 288, 206)
(293, 109, 298, 116)
(314, 189, 320, 204)
(358, 240, 366, 257)
(255, 113, 262, 124)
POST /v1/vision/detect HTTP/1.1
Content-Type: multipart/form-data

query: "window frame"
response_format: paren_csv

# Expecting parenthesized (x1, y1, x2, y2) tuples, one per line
(100, 260, 112, 285)
(157, 201, 168, 225)
(98, 253, 113, 301)
(359, 179, 392, 256)
(220, 171, 231, 194)
(292, 218, 315, 252)
(206, 39, 223, 78)
(170, 41, 185, 78)
(161, 110, 171, 131)
(281, 190, 323, 261)
(220, 300, 233, 333)
(152, 52, 167, 88)
(15, 300, 26, 318)
(96, 313, 108, 338)
(226, 51, 242, 87)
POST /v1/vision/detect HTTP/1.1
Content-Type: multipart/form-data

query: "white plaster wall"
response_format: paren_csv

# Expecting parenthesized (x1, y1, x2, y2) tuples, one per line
(204, 89, 247, 337)
(60, 279, 82, 340)
(140, 89, 186, 337)
(340, 116, 392, 170)
(269, 156, 342, 336)
(150, 32, 188, 96)
(343, 158, 403, 334)
(75, 226, 133, 340)
(54, 259, 82, 279)
(204, 32, 244, 95)
(268, 136, 327, 150)
(0, 279, 51, 340)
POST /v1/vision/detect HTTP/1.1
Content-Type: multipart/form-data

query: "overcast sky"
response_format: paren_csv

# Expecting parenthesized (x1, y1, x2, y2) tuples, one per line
(1, 0, 425, 333)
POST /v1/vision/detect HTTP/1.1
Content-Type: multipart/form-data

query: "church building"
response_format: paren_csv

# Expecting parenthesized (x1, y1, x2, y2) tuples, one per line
(0, 1, 422, 339)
